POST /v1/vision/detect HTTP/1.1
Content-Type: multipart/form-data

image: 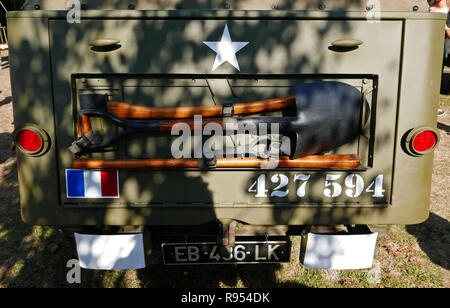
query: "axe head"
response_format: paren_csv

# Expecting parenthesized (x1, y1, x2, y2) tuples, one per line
(289, 81, 364, 158)
(79, 93, 109, 111)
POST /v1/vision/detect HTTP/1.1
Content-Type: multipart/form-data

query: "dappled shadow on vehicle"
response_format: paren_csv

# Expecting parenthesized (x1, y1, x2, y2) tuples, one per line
(1, 2, 424, 288)
(405, 213, 450, 271)
(46, 7, 357, 287)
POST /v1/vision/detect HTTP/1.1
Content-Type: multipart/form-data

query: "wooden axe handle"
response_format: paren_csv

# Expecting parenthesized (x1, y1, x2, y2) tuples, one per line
(107, 96, 296, 119)
(77, 114, 91, 136)
(72, 154, 360, 169)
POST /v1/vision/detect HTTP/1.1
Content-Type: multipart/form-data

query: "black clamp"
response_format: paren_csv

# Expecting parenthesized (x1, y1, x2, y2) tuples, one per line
(204, 156, 217, 168)
(68, 131, 101, 155)
(198, 155, 217, 169)
(222, 102, 234, 117)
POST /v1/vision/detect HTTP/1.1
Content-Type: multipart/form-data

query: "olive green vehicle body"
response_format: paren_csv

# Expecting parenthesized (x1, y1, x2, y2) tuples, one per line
(7, 1, 445, 228)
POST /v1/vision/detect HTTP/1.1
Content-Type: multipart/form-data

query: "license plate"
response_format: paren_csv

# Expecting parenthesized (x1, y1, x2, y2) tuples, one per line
(161, 241, 290, 265)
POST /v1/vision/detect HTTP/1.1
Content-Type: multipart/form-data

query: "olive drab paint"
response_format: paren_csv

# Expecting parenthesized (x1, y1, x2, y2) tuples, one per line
(8, 1, 445, 228)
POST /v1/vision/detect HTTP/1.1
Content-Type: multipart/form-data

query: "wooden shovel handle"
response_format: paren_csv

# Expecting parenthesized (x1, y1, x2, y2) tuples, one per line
(72, 154, 360, 169)
(158, 118, 223, 132)
(107, 96, 296, 119)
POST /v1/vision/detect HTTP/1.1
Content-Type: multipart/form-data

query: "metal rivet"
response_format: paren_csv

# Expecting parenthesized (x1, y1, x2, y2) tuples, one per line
(224, 2, 230, 9)
(366, 4, 374, 11)
(34, 4, 40, 10)
(272, 3, 278, 9)
(412, 5, 419, 11)
(128, 3, 135, 10)
(319, 3, 326, 10)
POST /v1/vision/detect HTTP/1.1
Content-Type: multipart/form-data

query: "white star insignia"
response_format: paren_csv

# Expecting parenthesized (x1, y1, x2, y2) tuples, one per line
(203, 24, 249, 71)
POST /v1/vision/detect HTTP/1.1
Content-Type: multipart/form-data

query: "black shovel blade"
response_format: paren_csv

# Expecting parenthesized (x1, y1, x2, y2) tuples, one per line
(288, 81, 364, 158)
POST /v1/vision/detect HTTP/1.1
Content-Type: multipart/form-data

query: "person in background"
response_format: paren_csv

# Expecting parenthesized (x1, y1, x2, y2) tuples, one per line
(429, 0, 449, 116)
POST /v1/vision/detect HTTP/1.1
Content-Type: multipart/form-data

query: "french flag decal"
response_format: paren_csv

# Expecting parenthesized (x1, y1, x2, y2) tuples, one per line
(66, 170, 119, 198)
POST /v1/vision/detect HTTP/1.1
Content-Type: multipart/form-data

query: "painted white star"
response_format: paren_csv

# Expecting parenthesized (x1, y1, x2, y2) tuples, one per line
(203, 25, 249, 71)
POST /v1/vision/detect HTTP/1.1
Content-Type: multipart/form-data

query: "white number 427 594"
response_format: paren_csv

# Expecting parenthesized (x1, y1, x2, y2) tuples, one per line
(248, 174, 385, 198)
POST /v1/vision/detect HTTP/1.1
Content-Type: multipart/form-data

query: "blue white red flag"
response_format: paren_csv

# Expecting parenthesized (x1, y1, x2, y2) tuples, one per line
(66, 169, 119, 198)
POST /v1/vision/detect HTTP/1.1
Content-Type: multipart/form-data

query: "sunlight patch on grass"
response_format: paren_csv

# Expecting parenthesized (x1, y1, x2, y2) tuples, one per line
(439, 94, 450, 106)
(4, 260, 24, 282)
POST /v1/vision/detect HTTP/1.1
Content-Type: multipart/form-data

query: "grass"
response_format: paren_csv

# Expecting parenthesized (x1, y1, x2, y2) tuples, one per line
(439, 95, 450, 107)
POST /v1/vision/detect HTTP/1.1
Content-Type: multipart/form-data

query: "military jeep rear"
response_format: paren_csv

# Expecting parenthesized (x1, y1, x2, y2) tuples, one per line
(8, 0, 445, 269)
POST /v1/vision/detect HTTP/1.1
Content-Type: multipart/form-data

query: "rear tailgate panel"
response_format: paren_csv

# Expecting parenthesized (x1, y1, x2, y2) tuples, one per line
(51, 17, 400, 209)
(8, 10, 444, 226)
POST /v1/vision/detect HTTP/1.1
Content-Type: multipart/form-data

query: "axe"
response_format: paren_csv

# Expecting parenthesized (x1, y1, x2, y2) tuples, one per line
(71, 81, 365, 159)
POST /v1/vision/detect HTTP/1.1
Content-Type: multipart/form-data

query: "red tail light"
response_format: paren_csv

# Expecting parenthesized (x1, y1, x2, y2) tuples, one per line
(404, 127, 439, 156)
(14, 126, 49, 156)
(17, 129, 43, 153)
(412, 131, 437, 153)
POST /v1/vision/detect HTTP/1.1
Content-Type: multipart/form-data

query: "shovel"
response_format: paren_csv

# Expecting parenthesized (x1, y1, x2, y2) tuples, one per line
(72, 81, 364, 159)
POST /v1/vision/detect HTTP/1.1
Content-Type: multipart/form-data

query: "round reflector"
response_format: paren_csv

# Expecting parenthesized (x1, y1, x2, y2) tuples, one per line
(403, 127, 439, 156)
(412, 130, 437, 153)
(17, 129, 43, 153)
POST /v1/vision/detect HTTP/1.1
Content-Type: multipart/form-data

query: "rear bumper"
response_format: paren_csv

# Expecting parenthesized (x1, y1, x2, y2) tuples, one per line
(72, 224, 378, 270)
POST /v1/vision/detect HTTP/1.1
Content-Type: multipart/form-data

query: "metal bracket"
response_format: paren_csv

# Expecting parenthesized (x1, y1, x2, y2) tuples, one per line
(68, 131, 101, 154)
(216, 219, 238, 256)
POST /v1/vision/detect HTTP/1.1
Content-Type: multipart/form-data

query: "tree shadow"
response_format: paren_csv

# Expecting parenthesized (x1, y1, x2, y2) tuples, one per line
(440, 68, 450, 95)
(405, 213, 450, 270)
(0, 132, 14, 163)
(1, 54, 9, 69)
(0, 95, 11, 107)
(137, 263, 307, 288)
(2, 1, 415, 289)
(132, 172, 307, 288)
(437, 121, 450, 134)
